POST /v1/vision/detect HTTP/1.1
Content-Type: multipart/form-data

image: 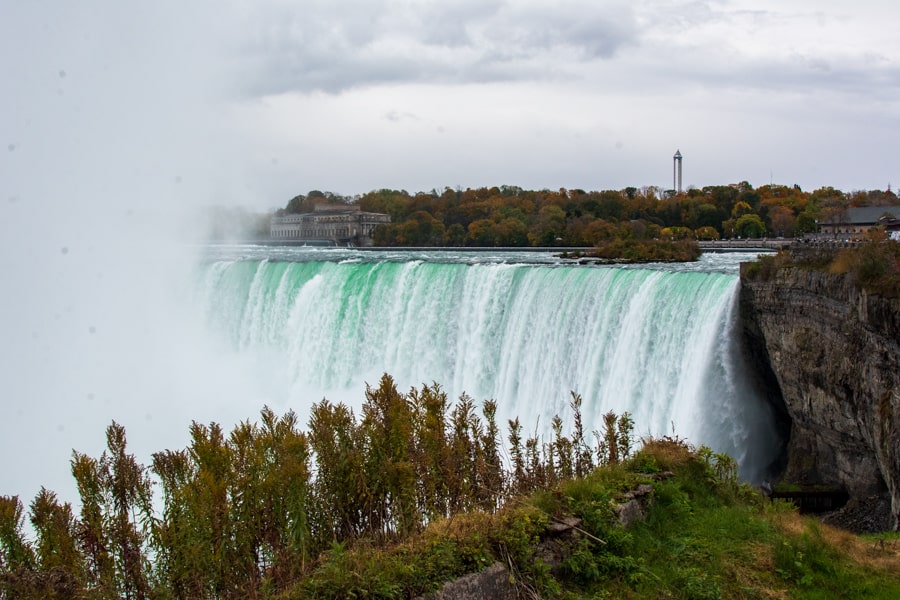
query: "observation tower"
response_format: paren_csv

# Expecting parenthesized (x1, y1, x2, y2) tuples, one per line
(673, 149, 683, 193)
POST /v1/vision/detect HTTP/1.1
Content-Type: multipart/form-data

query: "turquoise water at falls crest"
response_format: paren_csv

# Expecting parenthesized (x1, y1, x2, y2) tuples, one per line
(195, 253, 780, 480)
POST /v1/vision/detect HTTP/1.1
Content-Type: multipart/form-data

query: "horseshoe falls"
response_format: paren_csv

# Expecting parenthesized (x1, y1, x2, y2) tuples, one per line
(194, 249, 782, 481)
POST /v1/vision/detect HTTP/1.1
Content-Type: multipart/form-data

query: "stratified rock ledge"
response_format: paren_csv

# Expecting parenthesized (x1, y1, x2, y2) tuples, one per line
(740, 256, 900, 532)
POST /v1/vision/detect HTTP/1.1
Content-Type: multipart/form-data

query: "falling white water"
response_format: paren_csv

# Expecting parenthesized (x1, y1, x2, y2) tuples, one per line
(193, 248, 781, 480)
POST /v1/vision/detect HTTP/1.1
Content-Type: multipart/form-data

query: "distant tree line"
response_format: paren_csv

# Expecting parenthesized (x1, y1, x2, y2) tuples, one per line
(0, 375, 635, 599)
(281, 182, 897, 247)
(278, 184, 897, 247)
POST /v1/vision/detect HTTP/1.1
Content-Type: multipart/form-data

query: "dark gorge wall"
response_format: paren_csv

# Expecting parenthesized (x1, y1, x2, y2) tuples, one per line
(739, 258, 900, 531)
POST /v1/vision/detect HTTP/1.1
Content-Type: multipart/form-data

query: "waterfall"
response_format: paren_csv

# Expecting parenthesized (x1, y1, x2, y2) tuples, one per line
(194, 254, 781, 480)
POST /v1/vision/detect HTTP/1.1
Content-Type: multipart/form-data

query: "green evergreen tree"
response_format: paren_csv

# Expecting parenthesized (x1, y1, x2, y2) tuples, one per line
(360, 374, 418, 538)
(151, 448, 202, 599)
(570, 393, 594, 478)
(29, 488, 84, 588)
(308, 399, 365, 542)
(478, 399, 504, 511)
(507, 418, 525, 494)
(0, 495, 37, 597)
(409, 383, 451, 520)
(71, 451, 116, 597)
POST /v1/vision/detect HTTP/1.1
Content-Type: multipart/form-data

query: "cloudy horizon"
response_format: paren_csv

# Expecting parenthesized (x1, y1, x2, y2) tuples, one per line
(225, 0, 900, 202)
(5, 1, 900, 212)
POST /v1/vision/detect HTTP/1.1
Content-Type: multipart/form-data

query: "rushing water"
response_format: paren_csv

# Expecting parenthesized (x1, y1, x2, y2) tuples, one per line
(194, 246, 781, 481)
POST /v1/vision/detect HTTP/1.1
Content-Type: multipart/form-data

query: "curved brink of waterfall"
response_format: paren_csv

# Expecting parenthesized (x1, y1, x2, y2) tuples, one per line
(194, 258, 783, 482)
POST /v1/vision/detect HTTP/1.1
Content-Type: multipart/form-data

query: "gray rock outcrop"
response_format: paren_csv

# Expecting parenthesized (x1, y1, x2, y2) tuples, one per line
(739, 259, 900, 531)
(418, 563, 519, 600)
(421, 486, 658, 599)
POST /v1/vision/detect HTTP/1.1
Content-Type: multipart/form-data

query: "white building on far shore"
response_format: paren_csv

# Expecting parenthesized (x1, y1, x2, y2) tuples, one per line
(270, 204, 391, 246)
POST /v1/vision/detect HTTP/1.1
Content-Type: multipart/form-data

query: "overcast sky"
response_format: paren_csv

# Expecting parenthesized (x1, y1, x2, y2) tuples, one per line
(6, 0, 900, 211)
(228, 0, 900, 201)
(2, 0, 900, 504)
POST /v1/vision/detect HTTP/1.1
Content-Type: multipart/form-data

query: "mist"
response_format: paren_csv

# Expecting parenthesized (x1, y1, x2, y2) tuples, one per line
(0, 1, 277, 505)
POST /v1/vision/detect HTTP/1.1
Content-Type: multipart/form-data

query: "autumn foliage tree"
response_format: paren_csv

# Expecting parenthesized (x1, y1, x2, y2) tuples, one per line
(341, 180, 884, 248)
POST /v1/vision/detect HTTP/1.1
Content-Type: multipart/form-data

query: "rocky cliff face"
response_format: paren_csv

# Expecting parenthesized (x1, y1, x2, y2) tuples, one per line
(739, 260, 900, 531)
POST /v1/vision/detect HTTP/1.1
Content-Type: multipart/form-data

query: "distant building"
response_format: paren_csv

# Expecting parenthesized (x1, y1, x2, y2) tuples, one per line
(883, 217, 900, 241)
(270, 204, 391, 246)
(818, 205, 900, 237)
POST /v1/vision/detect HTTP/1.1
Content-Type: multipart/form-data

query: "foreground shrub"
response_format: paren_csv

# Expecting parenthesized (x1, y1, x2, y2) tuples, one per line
(4, 390, 899, 599)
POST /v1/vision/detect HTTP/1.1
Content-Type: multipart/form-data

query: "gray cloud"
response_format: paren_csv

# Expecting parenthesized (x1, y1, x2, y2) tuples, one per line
(662, 43, 900, 102)
(237, 1, 639, 95)
(490, 2, 636, 59)
(414, 0, 504, 48)
(384, 109, 419, 123)
(236, 0, 899, 105)
(619, 1, 900, 105)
